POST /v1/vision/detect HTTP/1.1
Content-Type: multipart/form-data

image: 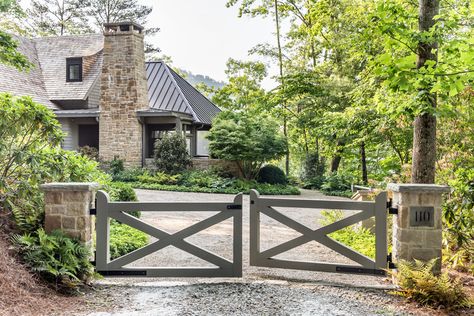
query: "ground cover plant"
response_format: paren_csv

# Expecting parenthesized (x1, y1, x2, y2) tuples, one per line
(390, 259, 473, 310)
(111, 167, 300, 195)
(320, 210, 376, 259)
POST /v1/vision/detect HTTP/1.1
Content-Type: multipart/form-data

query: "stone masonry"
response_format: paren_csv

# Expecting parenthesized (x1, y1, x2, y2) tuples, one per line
(388, 183, 450, 273)
(41, 183, 99, 249)
(99, 22, 148, 167)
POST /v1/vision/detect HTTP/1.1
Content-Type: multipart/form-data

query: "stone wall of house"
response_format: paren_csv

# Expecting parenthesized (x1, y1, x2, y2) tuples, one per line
(99, 23, 148, 167)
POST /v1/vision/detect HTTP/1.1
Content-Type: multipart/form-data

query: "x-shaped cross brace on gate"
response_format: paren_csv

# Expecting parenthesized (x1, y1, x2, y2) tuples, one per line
(257, 206, 375, 268)
(106, 210, 235, 270)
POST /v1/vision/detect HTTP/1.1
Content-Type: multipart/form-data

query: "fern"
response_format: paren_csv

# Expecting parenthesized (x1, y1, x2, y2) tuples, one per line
(12, 229, 94, 292)
(390, 259, 473, 310)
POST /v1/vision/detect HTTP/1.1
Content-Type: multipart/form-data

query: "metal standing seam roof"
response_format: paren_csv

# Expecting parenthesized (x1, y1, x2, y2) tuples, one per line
(145, 61, 221, 125)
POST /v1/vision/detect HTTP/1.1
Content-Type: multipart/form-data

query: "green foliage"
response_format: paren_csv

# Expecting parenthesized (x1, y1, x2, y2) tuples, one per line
(442, 167, 474, 272)
(78, 146, 99, 161)
(12, 229, 94, 292)
(207, 111, 288, 180)
(106, 182, 140, 218)
(109, 222, 148, 260)
(111, 167, 144, 182)
(391, 259, 473, 310)
(154, 133, 191, 174)
(0, 1, 32, 70)
(319, 173, 353, 197)
(108, 156, 125, 176)
(320, 210, 376, 259)
(137, 171, 179, 185)
(257, 164, 287, 185)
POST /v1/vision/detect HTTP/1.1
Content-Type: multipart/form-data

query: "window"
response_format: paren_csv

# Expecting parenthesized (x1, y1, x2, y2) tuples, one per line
(196, 130, 210, 156)
(66, 57, 83, 82)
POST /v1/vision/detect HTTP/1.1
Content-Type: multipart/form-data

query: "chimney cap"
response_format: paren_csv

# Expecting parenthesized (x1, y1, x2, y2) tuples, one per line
(103, 21, 144, 33)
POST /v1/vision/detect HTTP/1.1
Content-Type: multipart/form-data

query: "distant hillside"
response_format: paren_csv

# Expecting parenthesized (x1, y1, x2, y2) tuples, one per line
(179, 69, 226, 89)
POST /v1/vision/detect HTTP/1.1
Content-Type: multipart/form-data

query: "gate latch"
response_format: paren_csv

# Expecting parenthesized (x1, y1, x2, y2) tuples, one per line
(89, 208, 97, 215)
(387, 199, 398, 215)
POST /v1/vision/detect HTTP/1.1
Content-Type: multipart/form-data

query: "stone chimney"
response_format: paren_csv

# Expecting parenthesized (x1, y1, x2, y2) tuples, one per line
(99, 22, 148, 167)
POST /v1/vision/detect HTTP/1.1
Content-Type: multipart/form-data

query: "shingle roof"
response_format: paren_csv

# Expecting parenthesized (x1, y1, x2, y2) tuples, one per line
(0, 34, 220, 125)
(146, 61, 220, 125)
(33, 34, 103, 101)
(0, 36, 57, 109)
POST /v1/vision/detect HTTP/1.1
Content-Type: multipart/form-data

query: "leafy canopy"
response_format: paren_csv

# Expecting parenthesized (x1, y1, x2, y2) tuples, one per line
(207, 111, 287, 180)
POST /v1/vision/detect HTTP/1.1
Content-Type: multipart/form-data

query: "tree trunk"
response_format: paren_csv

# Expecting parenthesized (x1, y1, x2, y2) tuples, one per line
(330, 140, 344, 172)
(412, 0, 439, 184)
(360, 142, 368, 185)
(274, 0, 289, 176)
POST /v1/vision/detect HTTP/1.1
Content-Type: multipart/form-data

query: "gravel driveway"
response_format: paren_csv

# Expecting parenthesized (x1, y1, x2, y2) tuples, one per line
(86, 189, 405, 316)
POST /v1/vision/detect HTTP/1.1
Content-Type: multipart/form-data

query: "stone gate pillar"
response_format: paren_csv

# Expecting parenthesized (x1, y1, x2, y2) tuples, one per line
(387, 183, 450, 273)
(41, 183, 99, 249)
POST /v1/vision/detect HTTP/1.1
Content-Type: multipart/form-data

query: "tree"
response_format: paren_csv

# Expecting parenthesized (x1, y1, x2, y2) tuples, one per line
(411, 0, 439, 183)
(27, 0, 90, 36)
(0, 0, 31, 69)
(207, 111, 288, 180)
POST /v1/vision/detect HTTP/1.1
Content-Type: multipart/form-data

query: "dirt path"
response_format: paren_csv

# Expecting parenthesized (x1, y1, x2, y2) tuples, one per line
(84, 189, 408, 316)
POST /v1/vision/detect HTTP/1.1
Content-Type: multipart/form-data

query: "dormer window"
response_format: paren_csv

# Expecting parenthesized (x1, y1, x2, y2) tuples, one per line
(66, 57, 82, 82)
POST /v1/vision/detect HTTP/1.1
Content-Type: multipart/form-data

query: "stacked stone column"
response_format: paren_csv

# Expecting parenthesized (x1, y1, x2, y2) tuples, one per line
(41, 183, 99, 249)
(388, 183, 450, 273)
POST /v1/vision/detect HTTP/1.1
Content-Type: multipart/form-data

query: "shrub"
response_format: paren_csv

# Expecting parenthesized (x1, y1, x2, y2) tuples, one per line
(321, 172, 353, 192)
(106, 182, 140, 218)
(109, 156, 125, 176)
(78, 146, 99, 161)
(390, 259, 473, 310)
(178, 169, 224, 188)
(443, 167, 474, 272)
(303, 175, 326, 189)
(137, 171, 179, 185)
(109, 222, 148, 260)
(12, 229, 94, 292)
(154, 133, 191, 174)
(207, 111, 288, 180)
(112, 168, 146, 182)
(302, 152, 326, 182)
(257, 165, 287, 185)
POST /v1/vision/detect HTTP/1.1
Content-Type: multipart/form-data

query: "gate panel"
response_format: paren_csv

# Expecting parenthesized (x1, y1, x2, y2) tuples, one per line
(249, 190, 388, 275)
(95, 190, 243, 277)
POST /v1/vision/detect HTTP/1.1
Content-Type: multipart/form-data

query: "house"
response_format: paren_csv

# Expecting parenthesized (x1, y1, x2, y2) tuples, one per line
(0, 22, 221, 167)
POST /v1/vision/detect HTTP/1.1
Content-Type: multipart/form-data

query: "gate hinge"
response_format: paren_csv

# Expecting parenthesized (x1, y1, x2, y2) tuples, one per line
(387, 253, 396, 269)
(386, 199, 398, 215)
(227, 204, 242, 210)
(90, 251, 96, 266)
(89, 208, 97, 215)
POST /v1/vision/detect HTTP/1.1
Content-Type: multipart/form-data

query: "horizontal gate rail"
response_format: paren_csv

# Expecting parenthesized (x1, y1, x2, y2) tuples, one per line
(95, 190, 243, 277)
(249, 190, 388, 275)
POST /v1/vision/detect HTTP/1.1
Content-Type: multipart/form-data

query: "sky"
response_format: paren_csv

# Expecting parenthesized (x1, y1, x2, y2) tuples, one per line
(144, 0, 278, 88)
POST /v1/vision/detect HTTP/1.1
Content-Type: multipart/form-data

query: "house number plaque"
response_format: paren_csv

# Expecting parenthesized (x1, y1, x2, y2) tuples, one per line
(410, 206, 434, 227)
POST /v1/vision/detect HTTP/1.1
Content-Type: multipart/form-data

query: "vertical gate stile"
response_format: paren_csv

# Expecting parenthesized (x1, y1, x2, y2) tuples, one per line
(249, 189, 260, 266)
(233, 193, 243, 277)
(95, 190, 110, 271)
(375, 191, 388, 270)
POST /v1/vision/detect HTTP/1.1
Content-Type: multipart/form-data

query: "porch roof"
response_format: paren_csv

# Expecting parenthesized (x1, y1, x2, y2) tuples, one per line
(54, 108, 100, 118)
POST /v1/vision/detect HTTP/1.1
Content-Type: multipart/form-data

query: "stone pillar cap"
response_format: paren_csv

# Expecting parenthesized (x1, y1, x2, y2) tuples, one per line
(387, 183, 450, 193)
(40, 182, 100, 192)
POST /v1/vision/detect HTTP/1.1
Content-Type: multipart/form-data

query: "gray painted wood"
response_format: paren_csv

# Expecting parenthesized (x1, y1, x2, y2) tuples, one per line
(249, 190, 388, 275)
(95, 191, 243, 277)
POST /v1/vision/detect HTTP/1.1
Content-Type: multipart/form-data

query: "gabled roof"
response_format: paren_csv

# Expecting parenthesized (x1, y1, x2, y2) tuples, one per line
(146, 61, 220, 125)
(33, 34, 103, 101)
(0, 36, 58, 109)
